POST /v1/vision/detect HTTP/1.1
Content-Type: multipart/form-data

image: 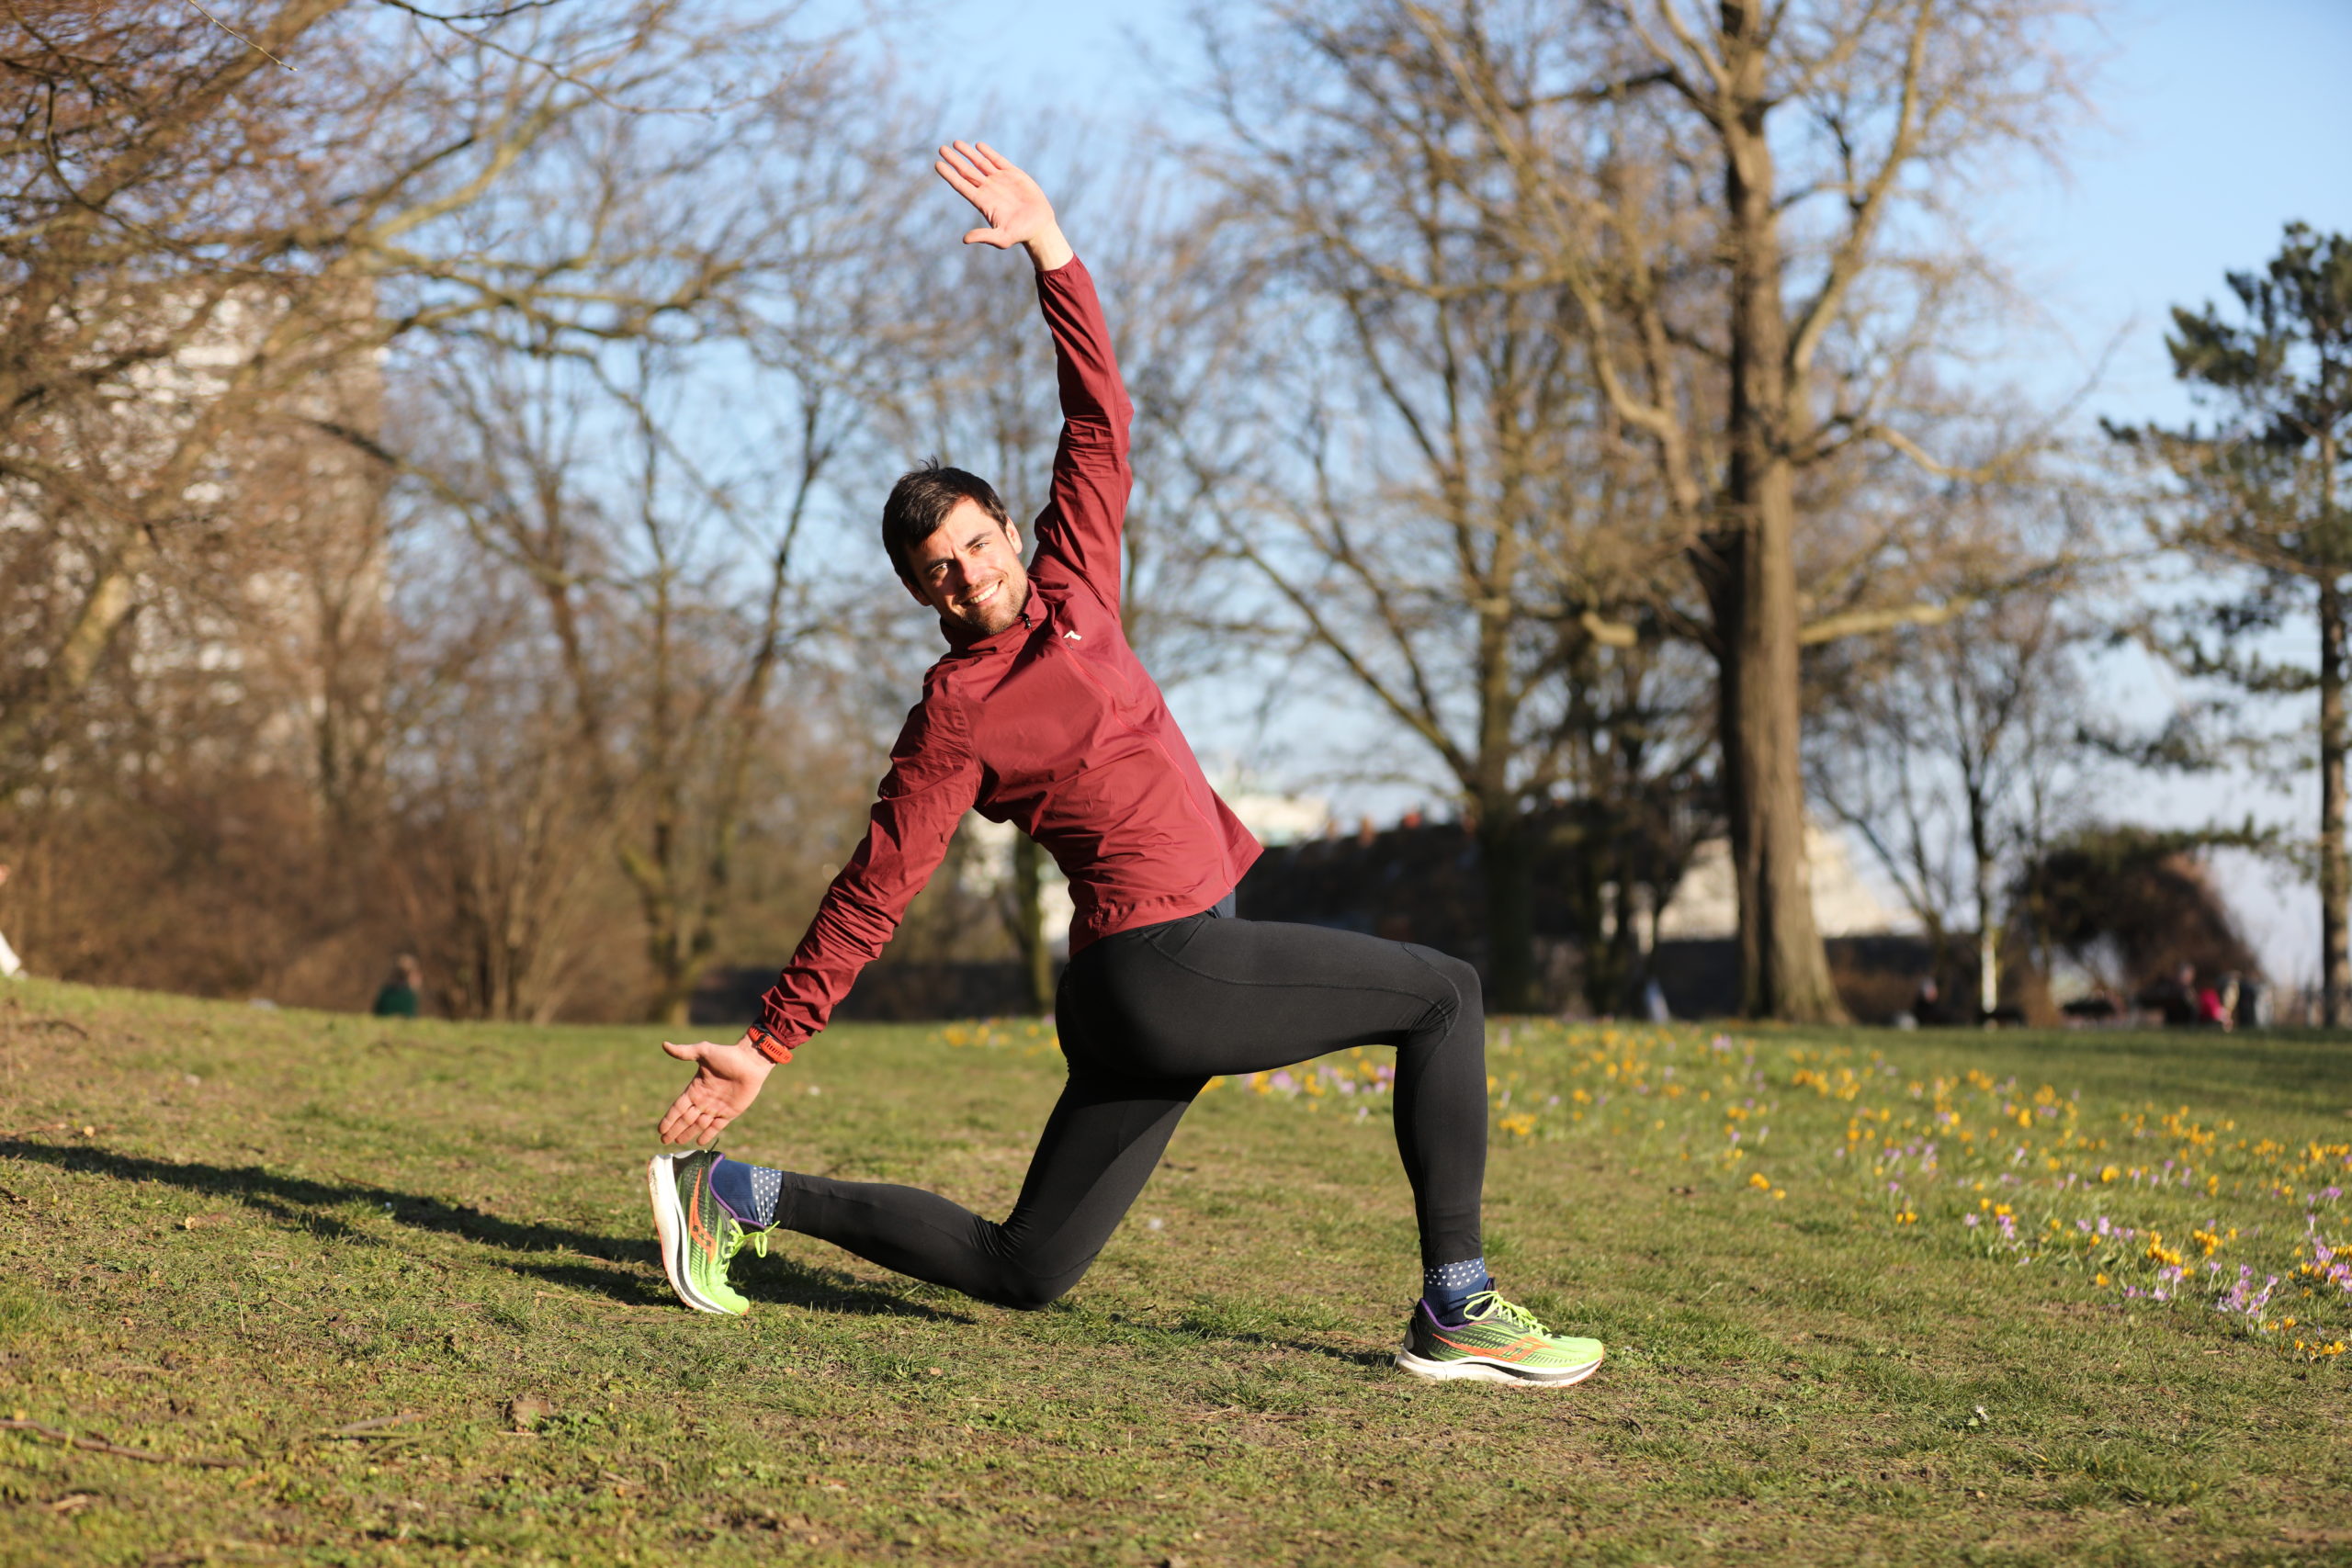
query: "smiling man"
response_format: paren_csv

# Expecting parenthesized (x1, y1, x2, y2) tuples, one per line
(644, 141, 1602, 1386)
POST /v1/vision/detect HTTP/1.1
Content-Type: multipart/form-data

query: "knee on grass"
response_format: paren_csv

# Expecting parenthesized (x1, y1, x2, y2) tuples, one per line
(975, 1261, 1086, 1312)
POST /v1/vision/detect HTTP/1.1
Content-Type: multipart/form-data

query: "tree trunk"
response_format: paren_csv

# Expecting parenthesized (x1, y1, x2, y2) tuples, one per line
(1566, 811, 1612, 1016)
(1476, 806, 1537, 1012)
(1606, 867, 1644, 1016)
(653, 961, 696, 1028)
(1710, 34, 1846, 1023)
(1967, 776, 1998, 1025)
(1010, 830, 1055, 1015)
(0, 531, 152, 770)
(1976, 904, 1998, 1026)
(2321, 578, 2348, 1027)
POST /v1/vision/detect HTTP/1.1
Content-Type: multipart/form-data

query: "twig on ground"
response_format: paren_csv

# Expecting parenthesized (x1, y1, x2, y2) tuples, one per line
(1, 1416, 241, 1468)
(315, 1413, 428, 1438)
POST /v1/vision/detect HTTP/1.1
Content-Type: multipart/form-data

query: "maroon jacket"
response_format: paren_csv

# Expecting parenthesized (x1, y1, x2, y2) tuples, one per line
(752, 257, 1261, 1061)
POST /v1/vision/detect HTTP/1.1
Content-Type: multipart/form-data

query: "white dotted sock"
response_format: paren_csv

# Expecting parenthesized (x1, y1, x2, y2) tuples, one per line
(1422, 1257, 1490, 1322)
(709, 1155, 785, 1229)
(748, 1166, 782, 1228)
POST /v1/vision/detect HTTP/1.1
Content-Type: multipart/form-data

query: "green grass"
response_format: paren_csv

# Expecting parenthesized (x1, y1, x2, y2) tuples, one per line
(3, 978, 2351, 1566)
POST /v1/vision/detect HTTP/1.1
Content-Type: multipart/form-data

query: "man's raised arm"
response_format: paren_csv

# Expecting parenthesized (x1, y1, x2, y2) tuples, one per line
(934, 141, 1132, 607)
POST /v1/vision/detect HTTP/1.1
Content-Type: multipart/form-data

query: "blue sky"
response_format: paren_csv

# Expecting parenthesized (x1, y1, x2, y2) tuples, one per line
(2005, 0, 2352, 416)
(1996, 0, 2352, 984)
(873, 0, 2352, 984)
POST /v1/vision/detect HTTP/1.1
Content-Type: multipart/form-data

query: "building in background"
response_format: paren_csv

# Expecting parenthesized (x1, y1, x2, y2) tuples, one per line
(0, 277, 390, 994)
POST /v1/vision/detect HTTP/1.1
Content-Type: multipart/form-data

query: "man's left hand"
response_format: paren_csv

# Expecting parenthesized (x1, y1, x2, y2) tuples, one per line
(657, 1035, 774, 1146)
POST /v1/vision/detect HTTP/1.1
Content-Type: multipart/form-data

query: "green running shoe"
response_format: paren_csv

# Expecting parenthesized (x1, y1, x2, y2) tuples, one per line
(1396, 1290, 1605, 1386)
(647, 1150, 766, 1316)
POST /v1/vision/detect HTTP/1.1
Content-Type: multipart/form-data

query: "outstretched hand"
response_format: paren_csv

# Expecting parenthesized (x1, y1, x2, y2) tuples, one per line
(657, 1035, 774, 1147)
(934, 141, 1073, 271)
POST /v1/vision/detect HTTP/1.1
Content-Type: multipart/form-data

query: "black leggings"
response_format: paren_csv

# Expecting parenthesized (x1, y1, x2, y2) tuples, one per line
(765, 912, 1487, 1309)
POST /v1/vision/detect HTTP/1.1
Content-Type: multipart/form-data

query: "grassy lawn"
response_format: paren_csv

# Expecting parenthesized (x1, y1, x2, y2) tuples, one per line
(3, 977, 2351, 1566)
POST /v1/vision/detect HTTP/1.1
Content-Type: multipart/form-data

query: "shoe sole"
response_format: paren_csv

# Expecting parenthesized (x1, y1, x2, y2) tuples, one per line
(645, 1153, 736, 1315)
(1394, 1348, 1604, 1386)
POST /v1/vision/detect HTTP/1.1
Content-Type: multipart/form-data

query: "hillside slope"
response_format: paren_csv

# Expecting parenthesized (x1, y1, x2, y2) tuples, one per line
(3, 979, 2349, 1564)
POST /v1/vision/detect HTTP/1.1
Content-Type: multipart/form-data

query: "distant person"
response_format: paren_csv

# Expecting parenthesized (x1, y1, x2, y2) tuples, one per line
(2140, 962, 2201, 1027)
(1910, 976, 1948, 1026)
(645, 142, 1602, 1387)
(371, 953, 422, 1018)
(2199, 976, 2235, 1031)
(2230, 975, 2263, 1029)
(1640, 976, 1671, 1023)
(0, 863, 20, 980)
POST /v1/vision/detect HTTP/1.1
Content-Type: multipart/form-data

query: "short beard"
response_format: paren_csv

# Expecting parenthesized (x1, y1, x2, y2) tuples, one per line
(954, 571, 1028, 635)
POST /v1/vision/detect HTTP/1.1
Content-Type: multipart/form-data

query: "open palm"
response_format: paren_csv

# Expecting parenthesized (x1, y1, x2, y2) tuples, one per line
(657, 1036, 772, 1147)
(934, 141, 1058, 252)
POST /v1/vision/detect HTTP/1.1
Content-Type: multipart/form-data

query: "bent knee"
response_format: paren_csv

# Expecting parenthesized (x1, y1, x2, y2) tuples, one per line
(1438, 953, 1481, 1001)
(1407, 944, 1482, 1008)
(976, 1264, 1085, 1312)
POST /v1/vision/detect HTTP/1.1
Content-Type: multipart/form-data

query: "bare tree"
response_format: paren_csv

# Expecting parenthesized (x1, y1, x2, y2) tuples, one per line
(0, 2, 920, 1015)
(383, 547, 621, 1021)
(2, 1, 356, 770)
(1180, 16, 1714, 1008)
(0, 1, 828, 773)
(1314, 0, 2096, 1019)
(1806, 425, 2110, 1013)
(1811, 586, 2099, 1018)
(384, 56, 942, 1021)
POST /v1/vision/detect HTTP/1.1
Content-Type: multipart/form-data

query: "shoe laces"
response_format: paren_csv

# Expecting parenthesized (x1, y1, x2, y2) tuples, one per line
(1464, 1290, 1547, 1336)
(719, 1226, 769, 1266)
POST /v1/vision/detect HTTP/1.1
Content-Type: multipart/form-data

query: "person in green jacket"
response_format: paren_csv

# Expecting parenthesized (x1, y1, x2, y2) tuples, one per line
(371, 953, 422, 1018)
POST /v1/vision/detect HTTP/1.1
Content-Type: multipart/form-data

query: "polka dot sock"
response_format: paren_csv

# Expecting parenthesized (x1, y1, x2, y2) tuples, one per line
(707, 1156, 782, 1229)
(1422, 1257, 1491, 1326)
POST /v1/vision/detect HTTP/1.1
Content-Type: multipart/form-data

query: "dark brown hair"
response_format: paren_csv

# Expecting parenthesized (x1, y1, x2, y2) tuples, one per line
(881, 462, 1010, 586)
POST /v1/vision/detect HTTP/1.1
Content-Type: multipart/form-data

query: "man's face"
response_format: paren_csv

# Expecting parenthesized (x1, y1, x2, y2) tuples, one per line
(904, 499, 1029, 636)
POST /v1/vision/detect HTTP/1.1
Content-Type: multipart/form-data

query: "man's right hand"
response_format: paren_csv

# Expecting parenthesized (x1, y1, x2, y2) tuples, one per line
(657, 1035, 775, 1147)
(934, 141, 1074, 273)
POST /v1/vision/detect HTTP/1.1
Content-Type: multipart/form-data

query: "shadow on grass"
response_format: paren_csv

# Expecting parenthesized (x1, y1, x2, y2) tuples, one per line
(734, 1262, 978, 1324)
(0, 1138, 966, 1321)
(1159, 1314, 1397, 1371)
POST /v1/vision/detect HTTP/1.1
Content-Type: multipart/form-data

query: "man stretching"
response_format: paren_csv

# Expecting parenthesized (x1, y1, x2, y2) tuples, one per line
(647, 142, 1601, 1386)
